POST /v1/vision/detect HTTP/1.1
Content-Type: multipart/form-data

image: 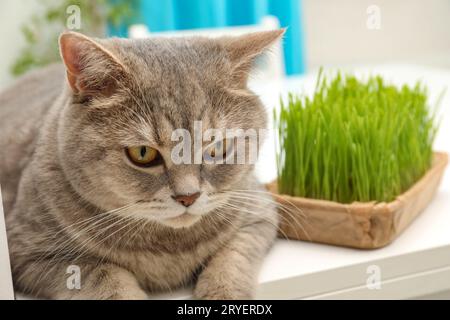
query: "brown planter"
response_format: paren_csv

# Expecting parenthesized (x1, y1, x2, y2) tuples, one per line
(266, 152, 448, 249)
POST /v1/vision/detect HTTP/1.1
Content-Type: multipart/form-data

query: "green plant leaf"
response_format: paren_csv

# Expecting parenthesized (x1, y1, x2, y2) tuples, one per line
(274, 70, 440, 203)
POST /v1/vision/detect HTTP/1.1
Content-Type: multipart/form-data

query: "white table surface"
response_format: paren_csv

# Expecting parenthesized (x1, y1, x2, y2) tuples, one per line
(151, 64, 450, 300)
(0, 187, 14, 300)
(9, 64, 450, 300)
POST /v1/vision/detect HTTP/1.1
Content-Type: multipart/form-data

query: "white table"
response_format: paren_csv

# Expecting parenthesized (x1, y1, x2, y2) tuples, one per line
(0, 187, 14, 300)
(152, 64, 450, 300)
(7, 64, 450, 300)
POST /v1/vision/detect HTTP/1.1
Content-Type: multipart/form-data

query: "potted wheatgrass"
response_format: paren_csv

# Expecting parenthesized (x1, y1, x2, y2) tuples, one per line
(270, 70, 448, 249)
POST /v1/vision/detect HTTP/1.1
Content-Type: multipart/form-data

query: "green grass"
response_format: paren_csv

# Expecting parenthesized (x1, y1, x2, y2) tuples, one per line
(274, 69, 439, 203)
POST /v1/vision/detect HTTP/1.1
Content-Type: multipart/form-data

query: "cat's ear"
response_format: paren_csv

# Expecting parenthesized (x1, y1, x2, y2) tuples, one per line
(59, 31, 126, 97)
(221, 29, 285, 87)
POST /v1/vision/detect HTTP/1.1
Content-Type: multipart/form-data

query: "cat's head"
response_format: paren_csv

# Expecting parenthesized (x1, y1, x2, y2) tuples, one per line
(57, 30, 283, 228)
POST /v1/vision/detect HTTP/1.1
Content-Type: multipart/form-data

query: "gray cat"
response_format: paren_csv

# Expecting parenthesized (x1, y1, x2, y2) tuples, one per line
(0, 30, 283, 299)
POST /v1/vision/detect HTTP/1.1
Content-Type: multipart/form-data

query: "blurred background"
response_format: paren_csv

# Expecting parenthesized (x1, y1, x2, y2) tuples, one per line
(1, 0, 450, 300)
(1, 0, 450, 88)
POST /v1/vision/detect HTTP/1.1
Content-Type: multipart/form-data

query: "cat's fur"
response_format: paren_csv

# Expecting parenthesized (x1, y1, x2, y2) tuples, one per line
(0, 30, 282, 299)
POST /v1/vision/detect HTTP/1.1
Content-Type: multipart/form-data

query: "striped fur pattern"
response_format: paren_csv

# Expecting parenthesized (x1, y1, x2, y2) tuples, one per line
(0, 30, 283, 299)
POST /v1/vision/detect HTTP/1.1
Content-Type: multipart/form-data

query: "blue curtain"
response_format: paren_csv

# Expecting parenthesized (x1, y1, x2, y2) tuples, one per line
(109, 0, 306, 75)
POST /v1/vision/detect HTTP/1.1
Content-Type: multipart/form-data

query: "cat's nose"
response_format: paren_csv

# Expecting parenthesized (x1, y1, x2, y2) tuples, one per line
(172, 192, 201, 207)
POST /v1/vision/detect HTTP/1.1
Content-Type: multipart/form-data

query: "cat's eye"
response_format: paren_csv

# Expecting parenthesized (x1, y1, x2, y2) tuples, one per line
(126, 146, 162, 167)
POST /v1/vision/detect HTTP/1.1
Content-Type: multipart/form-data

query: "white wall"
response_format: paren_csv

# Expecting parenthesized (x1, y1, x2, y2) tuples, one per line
(303, 0, 450, 70)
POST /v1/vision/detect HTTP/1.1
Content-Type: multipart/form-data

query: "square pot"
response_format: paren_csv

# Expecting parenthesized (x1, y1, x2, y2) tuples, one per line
(266, 152, 448, 249)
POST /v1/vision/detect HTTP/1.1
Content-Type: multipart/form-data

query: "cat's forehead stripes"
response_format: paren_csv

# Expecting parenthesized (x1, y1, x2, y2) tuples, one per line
(154, 113, 176, 146)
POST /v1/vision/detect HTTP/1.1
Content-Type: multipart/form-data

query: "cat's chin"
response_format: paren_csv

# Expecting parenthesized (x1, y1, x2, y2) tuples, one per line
(159, 213, 202, 229)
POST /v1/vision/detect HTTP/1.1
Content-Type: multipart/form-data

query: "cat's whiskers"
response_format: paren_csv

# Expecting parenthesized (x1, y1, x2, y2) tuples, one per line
(17, 185, 131, 254)
(219, 190, 311, 231)
(19, 208, 121, 276)
(29, 202, 138, 258)
(31, 214, 137, 295)
(25, 203, 141, 295)
(215, 201, 293, 241)
(94, 216, 148, 269)
(210, 191, 309, 241)
(24, 213, 121, 296)
(227, 197, 310, 241)
(220, 189, 307, 219)
(64, 206, 142, 262)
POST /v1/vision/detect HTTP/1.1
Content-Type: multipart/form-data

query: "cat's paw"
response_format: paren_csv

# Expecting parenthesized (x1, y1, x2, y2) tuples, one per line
(194, 273, 254, 300)
(58, 286, 148, 300)
(56, 264, 148, 300)
(103, 289, 148, 300)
